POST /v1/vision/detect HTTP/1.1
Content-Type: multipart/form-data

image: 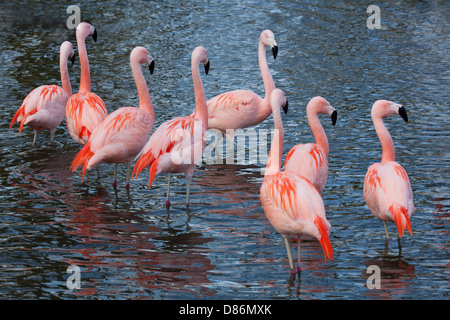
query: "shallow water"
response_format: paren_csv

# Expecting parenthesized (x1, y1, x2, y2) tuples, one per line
(0, 0, 448, 300)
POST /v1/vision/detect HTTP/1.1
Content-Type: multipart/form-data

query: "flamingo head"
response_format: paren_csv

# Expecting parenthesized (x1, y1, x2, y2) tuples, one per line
(307, 96, 338, 126)
(131, 46, 155, 75)
(60, 41, 76, 66)
(261, 30, 278, 59)
(192, 46, 209, 75)
(76, 21, 97, 42)
(372, 100, 408, 123)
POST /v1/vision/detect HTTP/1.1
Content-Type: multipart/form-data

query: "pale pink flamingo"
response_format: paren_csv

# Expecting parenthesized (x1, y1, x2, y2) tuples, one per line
(363, 100, 414, 240)
(65, 21, 108, 145)
(284, 96, 337, 193)
(133, 46, 210, 207)
(71, 46, 155, 188)
(9, 41, 75, 146)
(204, 30, 278, 149)
(260, 89, 333, 276)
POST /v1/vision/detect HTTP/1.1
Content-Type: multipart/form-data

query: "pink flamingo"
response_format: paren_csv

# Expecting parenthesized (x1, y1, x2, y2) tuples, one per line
(65, 21, 108, 145)
(205, 30, 278, 148)
(260, 89, 333, 276)
(363, 100, 414, 240)
(284, 96, 337, 193)
(71, 46, 155, 188)
(133, 46, 210, 207)
(10, 41, 75, 146)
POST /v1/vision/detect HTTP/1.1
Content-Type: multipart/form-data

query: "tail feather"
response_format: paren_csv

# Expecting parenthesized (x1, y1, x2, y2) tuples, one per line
(390, 203, 413, 238)
(71, 141, 94, 182)
(132, 150, 155, 179)
(10, 107, 25, 132)
(314, 216, 334, 262)
(148, 158, 159, 189)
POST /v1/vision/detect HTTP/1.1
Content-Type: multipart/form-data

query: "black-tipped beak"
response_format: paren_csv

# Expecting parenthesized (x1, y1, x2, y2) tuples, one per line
(282, 100, 288, 114)
(272, 46, 278, 60)
(331, 110, 337, 126)
(70, 53, 76, 66)
(204, 60, 210, 75)
(92, 28, 97, 42)
(399, 105, 408, 123)
(149, 60, 155, 75)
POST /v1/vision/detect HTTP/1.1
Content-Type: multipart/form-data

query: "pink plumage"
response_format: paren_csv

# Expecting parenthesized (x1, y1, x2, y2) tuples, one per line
(65, 22, 108, 145)
(363, 99, 414, 240)
(260, 89, 333, 277)
(284, 96, 337, 193)
(9, 41, 75, 146)
(71, 46, 155, 188)
(133, 46, 210, 207)
(205, 30, 278, 146)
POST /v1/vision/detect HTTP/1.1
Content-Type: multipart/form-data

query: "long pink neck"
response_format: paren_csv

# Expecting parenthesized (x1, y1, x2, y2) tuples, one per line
(192, 59, 207, 131)
(60, 51, 72, 97)
(259, 41, 275, 118)
(373, 116, 395, 162)
(131, 60, 154, 122)
(308, 111, 329, 156)
(77, 32, 91, 93)
(265, 105, 283, 176)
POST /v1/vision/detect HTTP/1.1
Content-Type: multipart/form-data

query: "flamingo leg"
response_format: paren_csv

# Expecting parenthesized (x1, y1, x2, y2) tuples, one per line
(32, 130, 37, 147)
(166, 173, 171, 207)
(283, 236, 295, 275)
(296, 237, 301, 273)
(125, 160, 131, 189)
(383, 221, 390, 241)
(50, 131, 55, 145)
(112, 164, 118, 188)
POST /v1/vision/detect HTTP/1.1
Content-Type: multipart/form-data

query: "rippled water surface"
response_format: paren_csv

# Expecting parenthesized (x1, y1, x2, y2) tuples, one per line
(0, 0, 448, 300)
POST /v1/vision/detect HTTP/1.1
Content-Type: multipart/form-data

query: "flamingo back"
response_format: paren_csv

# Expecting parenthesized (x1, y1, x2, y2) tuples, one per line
(10, 85, 67, 133)
(66, 92, 108, 144)
(363, 161, 414, 236)
(284, 143, 328, 193)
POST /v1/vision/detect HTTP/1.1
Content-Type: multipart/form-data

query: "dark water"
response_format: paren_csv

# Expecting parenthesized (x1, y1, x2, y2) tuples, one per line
(0, 0, 448, 300)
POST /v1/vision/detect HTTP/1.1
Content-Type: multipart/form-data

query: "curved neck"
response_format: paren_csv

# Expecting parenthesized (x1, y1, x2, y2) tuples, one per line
(373, 116, 395, 162)
(265, 106, 283, 176)
(131, 61, 154, 122)
(192, 60, 207, 131)
(77, 33, 91, 93)
(60, 53, 72, 97)
(308, 112, 329, 156)
(259, 41, 275, 101)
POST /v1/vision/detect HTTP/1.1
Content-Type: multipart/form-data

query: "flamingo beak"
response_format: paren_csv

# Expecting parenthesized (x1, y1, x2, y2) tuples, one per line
(149, 60, 155, 75)
(399, 105, 408, 123)
(92, 28, 97, 42)
(331, 110, 337, 126)
(70, 53, 76, 66)
(272, 46, 278, 59)
(283, 100, 288, 114)
(204, 60, 210, 75)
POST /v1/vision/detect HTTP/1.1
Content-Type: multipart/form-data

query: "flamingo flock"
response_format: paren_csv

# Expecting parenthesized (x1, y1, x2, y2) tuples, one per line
(9, 23, 415, 277)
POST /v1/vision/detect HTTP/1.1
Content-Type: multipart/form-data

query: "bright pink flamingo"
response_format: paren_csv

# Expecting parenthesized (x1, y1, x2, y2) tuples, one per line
(71, 46, 155, 188)
(284, 96, 337, 193)
(133, 46, 210, 207)
(205, 30, 278, 147)
(260, 89, 333, 276)
(363, 100, 414, 240)
(65, 21, 108, 145)
(10, 41, 75, 146)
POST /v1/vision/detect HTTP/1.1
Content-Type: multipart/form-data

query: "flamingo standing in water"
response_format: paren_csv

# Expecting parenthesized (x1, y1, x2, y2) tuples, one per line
(260, 89, 333, 276)
(284, 97, 337, 193)
(205, 30, 278, 151)
(71, 47, 155, 188)
(363, 100, 414, 240)
(66, 21, 108, 145)
(9, 41, 75, 146)
(133, 46, 210, 207)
